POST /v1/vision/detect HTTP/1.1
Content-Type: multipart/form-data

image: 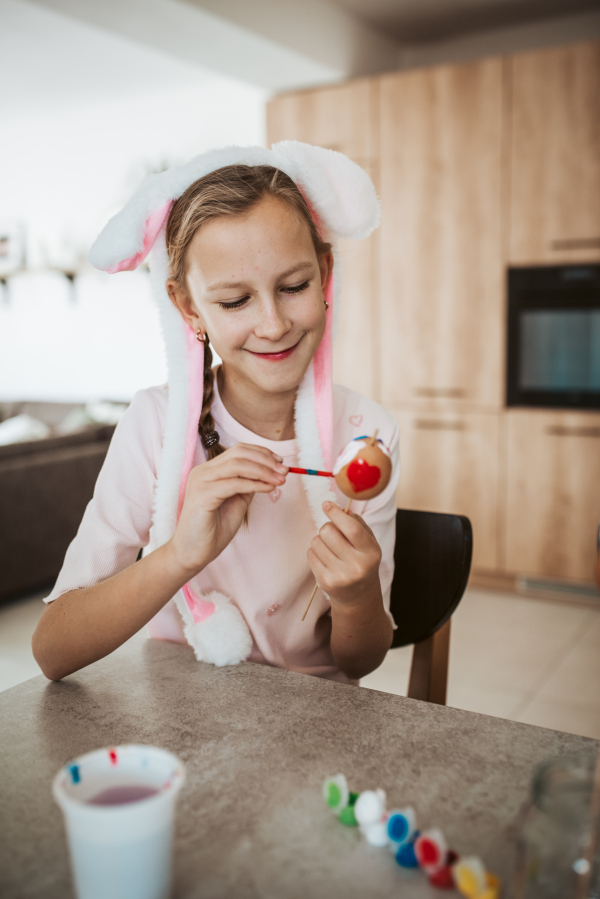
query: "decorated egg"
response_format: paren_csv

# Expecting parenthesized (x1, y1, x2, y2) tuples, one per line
(333, 435, 392, 501)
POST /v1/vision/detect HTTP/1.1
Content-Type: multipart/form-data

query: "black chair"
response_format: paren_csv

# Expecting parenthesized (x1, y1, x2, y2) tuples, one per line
(388, 509, 473, 706)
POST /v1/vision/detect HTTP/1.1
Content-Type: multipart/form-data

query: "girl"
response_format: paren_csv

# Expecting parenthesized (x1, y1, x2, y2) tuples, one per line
(32, 142, 400, 685)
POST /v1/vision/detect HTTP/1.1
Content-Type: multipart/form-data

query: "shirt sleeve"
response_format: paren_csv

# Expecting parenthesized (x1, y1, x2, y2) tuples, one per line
(360, 417, 400, 630)
(44, 388, 164, 603)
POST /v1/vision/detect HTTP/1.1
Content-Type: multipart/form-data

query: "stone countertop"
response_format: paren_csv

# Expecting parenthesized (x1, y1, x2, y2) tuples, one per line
(0, 637, 597, 898)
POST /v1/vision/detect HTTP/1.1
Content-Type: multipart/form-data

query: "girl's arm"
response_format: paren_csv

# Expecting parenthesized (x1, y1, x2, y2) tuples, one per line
(308, 502, 393, 680)
(33, 444, 288, 680)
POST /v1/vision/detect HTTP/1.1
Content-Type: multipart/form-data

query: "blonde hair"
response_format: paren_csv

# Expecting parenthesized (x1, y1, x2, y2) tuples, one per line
(166, 164, 332, 458)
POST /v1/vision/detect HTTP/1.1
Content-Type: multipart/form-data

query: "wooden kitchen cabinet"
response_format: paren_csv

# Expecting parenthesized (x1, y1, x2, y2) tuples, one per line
(505, 410, 600, 582)
(267, 80, 380, 399)
(394, 407, 501, 571)
(266, 79, 378, 164)
(379, 59, 505, 410)
(509, 41, 600, 265)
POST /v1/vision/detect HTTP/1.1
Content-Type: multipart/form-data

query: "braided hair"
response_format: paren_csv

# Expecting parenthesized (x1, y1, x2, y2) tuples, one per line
(198, 337, 224, 460)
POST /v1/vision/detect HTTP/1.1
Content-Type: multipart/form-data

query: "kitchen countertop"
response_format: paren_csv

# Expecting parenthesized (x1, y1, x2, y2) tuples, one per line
(1, 636, 597, 898)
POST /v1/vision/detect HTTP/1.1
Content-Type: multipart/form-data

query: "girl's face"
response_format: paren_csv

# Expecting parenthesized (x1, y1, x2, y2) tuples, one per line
(167, 195, 331, 399)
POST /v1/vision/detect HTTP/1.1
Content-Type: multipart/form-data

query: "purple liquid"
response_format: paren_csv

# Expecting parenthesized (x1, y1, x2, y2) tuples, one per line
(87, 784, 159, 806)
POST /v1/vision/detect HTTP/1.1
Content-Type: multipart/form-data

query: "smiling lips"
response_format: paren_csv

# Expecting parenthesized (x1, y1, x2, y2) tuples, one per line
(248, 339, 300, 361)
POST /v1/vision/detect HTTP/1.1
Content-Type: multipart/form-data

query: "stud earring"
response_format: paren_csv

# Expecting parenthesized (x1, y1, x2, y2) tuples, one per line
(324, 302, 329, 311)
(195, 329, 207, 343)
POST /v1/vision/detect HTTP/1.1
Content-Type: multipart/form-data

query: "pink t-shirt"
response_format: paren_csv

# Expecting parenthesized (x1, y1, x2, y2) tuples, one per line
(45, 379, 400, 684)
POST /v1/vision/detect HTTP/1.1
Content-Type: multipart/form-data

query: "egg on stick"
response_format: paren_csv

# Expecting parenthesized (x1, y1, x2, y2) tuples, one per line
(301, 431, 391, 621)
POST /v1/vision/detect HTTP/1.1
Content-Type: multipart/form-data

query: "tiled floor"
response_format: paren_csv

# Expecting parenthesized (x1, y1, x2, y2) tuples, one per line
(362, 587, 600, 740)
(1, 586, 599, 740)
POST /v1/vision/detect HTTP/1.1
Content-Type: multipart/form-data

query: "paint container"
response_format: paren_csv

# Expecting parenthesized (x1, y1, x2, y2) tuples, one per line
(53, 744, 185, 899)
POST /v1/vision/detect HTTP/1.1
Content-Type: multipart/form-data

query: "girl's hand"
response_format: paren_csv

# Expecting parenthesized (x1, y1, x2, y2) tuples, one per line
(168, 444, 288, 576)
(307, 501, 382, 607)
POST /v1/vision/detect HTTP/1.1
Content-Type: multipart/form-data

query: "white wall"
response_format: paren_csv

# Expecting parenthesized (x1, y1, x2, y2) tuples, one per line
(0, 79, 266, 403)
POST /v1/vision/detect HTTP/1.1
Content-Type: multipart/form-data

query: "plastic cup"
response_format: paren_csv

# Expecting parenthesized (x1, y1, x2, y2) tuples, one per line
(53, 744, 185, 899)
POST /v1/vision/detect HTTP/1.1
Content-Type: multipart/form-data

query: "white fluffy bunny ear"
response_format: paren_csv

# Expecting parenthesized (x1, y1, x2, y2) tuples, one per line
(88, 145, 272, 274)
(88, 141, 380, 275)
(271, 141, 380, 240)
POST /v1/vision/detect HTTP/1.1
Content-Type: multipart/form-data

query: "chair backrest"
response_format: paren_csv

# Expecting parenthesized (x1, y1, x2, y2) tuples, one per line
(389, 508, 473, 649)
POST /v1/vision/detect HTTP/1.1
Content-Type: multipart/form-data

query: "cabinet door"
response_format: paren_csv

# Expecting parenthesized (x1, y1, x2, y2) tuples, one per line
(379, 59, 504, 409)
(509, 41, 600, 264)
(266, 79, 377, 162)
(266, 82, 380, 399)
(505, 411, 600, 582)
(394, 408, 500, 571)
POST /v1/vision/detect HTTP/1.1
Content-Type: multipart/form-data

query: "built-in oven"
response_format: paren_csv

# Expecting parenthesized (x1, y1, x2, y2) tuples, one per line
(507, 264, 600, 410)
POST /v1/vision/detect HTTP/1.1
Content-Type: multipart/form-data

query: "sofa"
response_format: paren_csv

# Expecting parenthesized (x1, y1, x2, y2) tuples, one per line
(0, 402, 116, 603)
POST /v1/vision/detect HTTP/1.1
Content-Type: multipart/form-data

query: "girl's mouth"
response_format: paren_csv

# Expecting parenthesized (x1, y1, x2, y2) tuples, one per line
(248, 338, 301, 361)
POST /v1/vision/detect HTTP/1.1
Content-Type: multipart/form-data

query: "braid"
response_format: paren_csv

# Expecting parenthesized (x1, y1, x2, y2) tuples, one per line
(199, 338, 250, 527)
(199, 338, 225, 460)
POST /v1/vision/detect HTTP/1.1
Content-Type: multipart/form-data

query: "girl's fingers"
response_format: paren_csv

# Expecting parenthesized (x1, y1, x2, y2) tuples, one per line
(309, 535, 341, 569)
(307, 546, 332, 583)
(223, 444, 285, 468)
(199, 457, 286, 486)
(317, 521, 351, 561)
(210, 477, 280, 500)
(322, 502, 374, 551)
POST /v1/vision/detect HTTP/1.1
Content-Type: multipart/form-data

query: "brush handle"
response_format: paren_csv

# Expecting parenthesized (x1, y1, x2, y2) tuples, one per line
(288, 467, 333, 477)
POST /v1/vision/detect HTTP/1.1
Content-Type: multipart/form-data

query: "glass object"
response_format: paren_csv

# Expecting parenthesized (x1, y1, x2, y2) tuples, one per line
(519, 310, 600, 393)
(515, 754, 599, 898)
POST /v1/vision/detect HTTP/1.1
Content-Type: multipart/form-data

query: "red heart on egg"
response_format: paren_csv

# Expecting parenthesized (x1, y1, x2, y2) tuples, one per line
(346, 458, 381, 493)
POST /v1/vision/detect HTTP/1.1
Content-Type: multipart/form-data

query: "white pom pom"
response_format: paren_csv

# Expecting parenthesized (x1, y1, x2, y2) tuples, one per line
(183, 592, 252, 666)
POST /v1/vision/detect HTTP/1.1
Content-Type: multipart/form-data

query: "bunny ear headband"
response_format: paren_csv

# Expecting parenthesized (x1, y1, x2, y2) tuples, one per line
(89, 141, 380, 667)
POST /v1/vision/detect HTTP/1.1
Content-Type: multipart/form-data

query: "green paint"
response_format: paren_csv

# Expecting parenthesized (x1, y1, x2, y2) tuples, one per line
(326, 782, 342, 808)
(338, 805, 358, 826)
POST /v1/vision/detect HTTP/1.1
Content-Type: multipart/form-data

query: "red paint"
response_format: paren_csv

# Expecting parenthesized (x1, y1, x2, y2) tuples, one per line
(108, 749, 118, 766)
(347, 457, 381, 493)
(428, 865, 454, 889)
(88, 784, 158, 806)
(416, 837, 441, 866)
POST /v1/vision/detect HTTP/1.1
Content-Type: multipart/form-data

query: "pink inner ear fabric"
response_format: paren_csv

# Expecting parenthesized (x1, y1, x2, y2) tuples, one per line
(312, 273, 334, 470)
(183, 583, 216, 623)
(106, 199, 174, 273)
(299, 190, 334, 471)
(178, 323, 205, 516)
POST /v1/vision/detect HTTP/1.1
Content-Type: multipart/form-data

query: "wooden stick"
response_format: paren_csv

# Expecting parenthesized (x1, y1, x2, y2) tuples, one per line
(301, 582, 319, 621)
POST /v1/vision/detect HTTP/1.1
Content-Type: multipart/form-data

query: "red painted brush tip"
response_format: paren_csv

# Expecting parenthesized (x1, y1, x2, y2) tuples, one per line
(288, 467, 333, 478)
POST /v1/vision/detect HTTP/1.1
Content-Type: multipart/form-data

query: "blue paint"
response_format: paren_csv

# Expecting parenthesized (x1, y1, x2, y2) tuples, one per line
(69, 764, 80, 784)
(395, 831, 419, 868)
(388, 812, 410, 845)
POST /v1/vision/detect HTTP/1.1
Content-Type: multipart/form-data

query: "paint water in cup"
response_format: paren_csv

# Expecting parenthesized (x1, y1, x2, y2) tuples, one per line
(53, 745, 185, 899)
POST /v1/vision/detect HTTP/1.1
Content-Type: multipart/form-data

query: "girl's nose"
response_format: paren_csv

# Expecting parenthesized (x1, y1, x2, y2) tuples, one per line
(254, 297, 291, 341)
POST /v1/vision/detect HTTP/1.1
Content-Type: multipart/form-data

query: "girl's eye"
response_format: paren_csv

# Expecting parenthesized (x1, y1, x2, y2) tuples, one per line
(283, 280, 310, 295)
(218, 297, 249, 310)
